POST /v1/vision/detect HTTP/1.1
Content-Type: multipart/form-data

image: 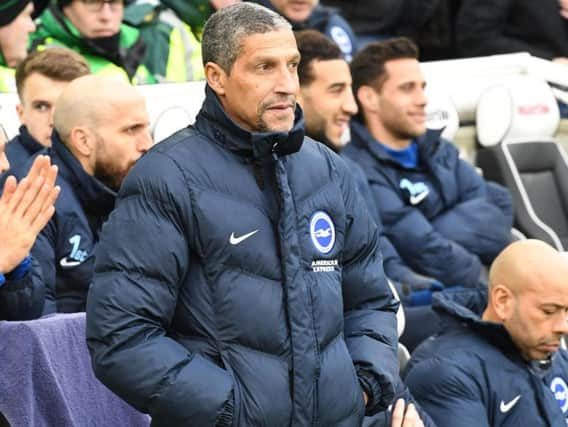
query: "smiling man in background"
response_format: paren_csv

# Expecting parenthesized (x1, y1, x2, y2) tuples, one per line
(344, 37, 513, 291)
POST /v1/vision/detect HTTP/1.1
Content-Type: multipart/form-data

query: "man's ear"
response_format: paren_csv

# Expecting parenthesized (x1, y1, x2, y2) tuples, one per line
(357, 85, 380, 114)
(492, 284, 515, 322)
(16, 103, 24, 123)
(70, 127, 94, 158)
(297, 86, 307, 108)
(205, 62, 228, 97)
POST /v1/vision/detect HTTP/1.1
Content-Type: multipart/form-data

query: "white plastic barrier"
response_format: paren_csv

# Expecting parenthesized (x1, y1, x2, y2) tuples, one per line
(422, 52, 568, 124)
(2, 52, 568, 141)
(0, 81, 207, 142)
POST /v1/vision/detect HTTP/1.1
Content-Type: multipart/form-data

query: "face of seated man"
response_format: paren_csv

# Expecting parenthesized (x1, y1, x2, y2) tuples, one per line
(483, 240, 568, 361)
(62, 0, 123, 39)
(298, 57, 357, 150)
(53, 75, 153, 191)
(17, 73, 73, 147)
(357, 56, 428, 150)
(270, 0, 317, 23)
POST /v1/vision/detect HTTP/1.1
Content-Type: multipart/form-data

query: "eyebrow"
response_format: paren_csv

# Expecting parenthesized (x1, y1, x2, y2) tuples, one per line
(540, 303, 567, 310)
(328, 82, 347, 90)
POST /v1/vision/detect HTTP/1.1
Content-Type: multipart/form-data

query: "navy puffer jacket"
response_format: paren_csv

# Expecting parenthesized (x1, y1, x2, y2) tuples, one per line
(404, 289, 568, 426)
(86, 87, 399, 426)
(343, 121, 513, 287)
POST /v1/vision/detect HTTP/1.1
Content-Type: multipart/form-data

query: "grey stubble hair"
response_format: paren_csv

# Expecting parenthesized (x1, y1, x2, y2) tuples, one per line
(202, 3, 292, 74)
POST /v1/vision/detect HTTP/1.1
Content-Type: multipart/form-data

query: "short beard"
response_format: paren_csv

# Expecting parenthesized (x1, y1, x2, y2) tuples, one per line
(92, 133, 121, 192)
(255, 97, 296, 132)
(94, 162, 121, 192)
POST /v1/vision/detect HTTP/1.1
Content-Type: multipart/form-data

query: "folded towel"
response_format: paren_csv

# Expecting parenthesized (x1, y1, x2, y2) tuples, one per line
(0, 313, 150, 427)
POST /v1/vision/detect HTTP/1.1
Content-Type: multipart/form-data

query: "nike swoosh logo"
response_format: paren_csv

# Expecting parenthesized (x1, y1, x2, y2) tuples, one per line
(229, 229, 259, 245)
(500, 395, 521, 413)
(59, 257, 82, 268)
(409, 191, 429, 205)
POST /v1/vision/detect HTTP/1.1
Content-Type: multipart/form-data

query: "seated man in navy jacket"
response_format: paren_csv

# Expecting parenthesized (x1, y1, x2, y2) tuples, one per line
(0, 126, 60, 320)
(295, 29, 443, 310)
(4, 48, 89, 180)
(344, 37, 513, 290)
(26, 74, 152, 314)
(404, 239, 568, 426)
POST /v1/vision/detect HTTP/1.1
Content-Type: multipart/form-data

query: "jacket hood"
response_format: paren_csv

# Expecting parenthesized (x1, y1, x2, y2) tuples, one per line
(51, 131, 116, 216)
(194, 84, 304, 161)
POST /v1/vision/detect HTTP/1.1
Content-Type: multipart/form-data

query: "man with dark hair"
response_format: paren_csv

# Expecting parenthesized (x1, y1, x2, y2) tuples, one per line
(28, 74, 152, 314)
(250, 0, 358, 61)
(86, 3, 415, 426)
(0, 0, 36, 92)
(344, 37, 513, 290)
(4, 48, 90, 180)
(295, 29, 356, 151)
(405, 239, 568, 426)
(31, 0, 156, 84)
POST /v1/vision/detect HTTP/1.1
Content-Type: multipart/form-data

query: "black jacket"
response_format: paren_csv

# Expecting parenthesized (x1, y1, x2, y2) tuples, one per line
(405, 289, 568, 426)
(1, 126, 45, 188)
(456, 0, 568, 60)
(86, 86, 400, 426)
(0, 258, 45, 320)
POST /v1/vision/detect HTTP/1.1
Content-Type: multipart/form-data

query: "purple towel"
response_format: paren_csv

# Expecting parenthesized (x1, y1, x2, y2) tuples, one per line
(0, 313, 151, 427)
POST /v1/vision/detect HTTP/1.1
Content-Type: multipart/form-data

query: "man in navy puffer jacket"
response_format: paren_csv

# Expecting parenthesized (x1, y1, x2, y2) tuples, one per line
(344, 37, 513, 290)
(86, 3, 408, 426)
(404, 239, 568, 426)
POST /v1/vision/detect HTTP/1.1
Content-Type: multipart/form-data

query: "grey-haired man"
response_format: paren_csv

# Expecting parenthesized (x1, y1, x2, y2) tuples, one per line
(86, 3, 416, 426)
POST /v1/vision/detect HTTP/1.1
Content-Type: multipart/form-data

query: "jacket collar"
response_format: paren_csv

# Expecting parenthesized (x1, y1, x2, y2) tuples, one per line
(194, 85, 304, 161)
(51, 131, 116, 216)
(17, 126, 45, 155)
(350, 119, 443, 169)
(433, 289, 529, 363)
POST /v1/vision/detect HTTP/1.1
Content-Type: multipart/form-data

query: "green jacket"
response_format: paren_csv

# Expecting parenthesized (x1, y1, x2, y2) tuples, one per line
(31, 2, 156, 85)
(124, 0, 204, 82)
(0, 56, 15, 93)
(161, 0, 211, 37)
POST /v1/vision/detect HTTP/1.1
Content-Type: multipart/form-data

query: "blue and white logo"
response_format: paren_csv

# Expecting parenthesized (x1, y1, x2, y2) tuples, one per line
(400, 178, 430, 205)
(330, 26, 352, 56)
(310, 211, 335, 254)
(551, 377, 568, 413)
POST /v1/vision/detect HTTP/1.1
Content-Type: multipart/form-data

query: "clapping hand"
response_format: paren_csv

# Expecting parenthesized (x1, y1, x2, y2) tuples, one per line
(0, 155, 59, 274)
